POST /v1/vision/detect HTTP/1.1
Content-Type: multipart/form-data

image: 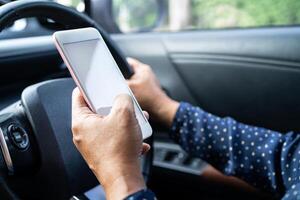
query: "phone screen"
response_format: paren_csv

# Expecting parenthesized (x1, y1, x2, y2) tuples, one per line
(63, 38, 147, 125)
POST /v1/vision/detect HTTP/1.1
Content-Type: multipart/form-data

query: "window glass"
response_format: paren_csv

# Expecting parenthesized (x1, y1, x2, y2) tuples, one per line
(113, 0, 159, 32)
(113, 0, 300, 33)
(55, 0, 85, 12)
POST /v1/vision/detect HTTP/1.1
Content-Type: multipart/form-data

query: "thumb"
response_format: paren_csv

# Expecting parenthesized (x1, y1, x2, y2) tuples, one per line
(140, 143, 151, 155)
(109, 94, 135, 119)
(72, 87, 94, 120)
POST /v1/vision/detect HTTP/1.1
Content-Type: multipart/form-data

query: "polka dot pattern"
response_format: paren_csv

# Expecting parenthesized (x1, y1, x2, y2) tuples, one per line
(124, 189, 156, 200)
(170, 102, 300, 199)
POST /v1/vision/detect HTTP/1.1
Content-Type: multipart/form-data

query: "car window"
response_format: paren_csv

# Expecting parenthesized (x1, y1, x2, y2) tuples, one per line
(55, 0, 85, 12)
(113, 0, 300, 33)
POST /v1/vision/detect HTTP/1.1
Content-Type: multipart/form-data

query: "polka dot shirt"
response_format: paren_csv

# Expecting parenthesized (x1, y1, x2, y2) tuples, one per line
(170, 102, 300, 200)
(124, 102, 300, 200)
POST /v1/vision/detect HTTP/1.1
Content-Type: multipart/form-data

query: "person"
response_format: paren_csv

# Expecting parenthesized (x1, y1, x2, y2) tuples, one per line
(71, 58, 300, 200)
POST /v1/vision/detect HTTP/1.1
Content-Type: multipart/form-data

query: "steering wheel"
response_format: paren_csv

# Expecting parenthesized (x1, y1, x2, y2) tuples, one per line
(0, 1, 152, 199)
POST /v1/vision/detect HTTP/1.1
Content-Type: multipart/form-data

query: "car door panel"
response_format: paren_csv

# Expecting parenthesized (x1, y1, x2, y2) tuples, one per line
(113, 27, 300, 133)
(172, 55, 300, 132)
(163, 29, 300, 62)
(113, 27, 300, 199)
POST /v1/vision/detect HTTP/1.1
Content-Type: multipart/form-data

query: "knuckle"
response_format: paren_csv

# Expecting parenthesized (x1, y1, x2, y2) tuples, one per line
(88, 163, 97, 172)
(118, 104, 132, 117)
(72, 88, 77, 97)
(116, 94, 132, 105)
(72, 135, 82, 144)
(71, 121, 81, 134)
(143, 64, 151, 71)
(129, 82, 138, 89)
(117, 107, 134, 125)
(72, 87, 80, 99)
(127, 81, 133, 87)
(118, 93, 130, 99)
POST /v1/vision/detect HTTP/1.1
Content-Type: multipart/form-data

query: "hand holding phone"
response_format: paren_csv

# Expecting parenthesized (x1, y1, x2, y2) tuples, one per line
(53, 27, 152, 139)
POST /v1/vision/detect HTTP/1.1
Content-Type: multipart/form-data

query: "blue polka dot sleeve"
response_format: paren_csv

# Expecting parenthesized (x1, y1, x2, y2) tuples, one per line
(124, 189, 156, 200)
(170, 102, 300, 199)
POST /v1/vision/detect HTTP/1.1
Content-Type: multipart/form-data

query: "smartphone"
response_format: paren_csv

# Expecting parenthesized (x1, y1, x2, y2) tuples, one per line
(53, 27, 152, 139)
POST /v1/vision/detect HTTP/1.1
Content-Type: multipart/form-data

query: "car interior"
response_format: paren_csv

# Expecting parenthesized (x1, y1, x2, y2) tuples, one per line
(0, 0, 299, 199)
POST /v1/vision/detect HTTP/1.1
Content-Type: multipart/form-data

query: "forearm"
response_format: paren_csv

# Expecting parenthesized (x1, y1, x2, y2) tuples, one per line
(152, 94, 179, 127)
(94, 162, 146, 200)
(169, 102, 299, 197)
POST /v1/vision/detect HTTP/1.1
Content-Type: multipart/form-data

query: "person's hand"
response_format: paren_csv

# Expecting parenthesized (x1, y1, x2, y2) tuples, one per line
(127, 58, 179, 127)
(71, 88, 150, 200)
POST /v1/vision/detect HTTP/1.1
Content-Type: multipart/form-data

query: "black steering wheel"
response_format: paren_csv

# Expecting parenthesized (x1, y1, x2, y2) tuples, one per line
(0, 1, 152, 199)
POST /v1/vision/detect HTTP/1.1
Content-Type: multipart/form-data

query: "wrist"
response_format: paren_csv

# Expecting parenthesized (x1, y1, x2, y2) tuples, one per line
(153, 95, 179, 127)
(106, 173, 145, 200)
(94, 162, 146, 200)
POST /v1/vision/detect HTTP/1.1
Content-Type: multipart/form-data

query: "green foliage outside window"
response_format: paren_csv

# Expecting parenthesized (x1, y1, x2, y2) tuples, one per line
(113, 0, 300, 32)
(191, 0, 300, 29)
(113, 0, 158, 32)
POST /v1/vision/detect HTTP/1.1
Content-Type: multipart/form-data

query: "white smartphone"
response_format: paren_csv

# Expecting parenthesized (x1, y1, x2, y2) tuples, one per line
(53, 27, 152, 139)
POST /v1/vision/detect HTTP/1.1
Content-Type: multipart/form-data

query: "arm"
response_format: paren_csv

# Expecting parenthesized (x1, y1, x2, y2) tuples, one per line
(127, 58, 300, 199)
(71, 89, 156, 200)
(169, 102, 300, 197)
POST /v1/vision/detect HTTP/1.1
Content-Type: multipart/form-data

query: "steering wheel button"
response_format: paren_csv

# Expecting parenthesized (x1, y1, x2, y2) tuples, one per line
(12, 132, 23, 143)
(8, 125, 29, 150)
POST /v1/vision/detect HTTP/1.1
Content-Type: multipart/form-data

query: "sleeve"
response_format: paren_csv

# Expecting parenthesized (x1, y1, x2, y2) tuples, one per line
(123, 189, 156, 200)
(170, 102, 300, 198)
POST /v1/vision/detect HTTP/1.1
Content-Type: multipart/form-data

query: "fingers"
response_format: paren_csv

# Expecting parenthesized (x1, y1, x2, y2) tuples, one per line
(126, 77, 138, 89)
(72, 88, 93, 118)
(71, 88, 96, 137)
(126, 57, 137, 64)
(109, 94, 135, 119)
(143, 111, 149, 120)
(126, 57, 144, 72)
(126, 57, 140, 69)
(141, 143, 151, 155)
